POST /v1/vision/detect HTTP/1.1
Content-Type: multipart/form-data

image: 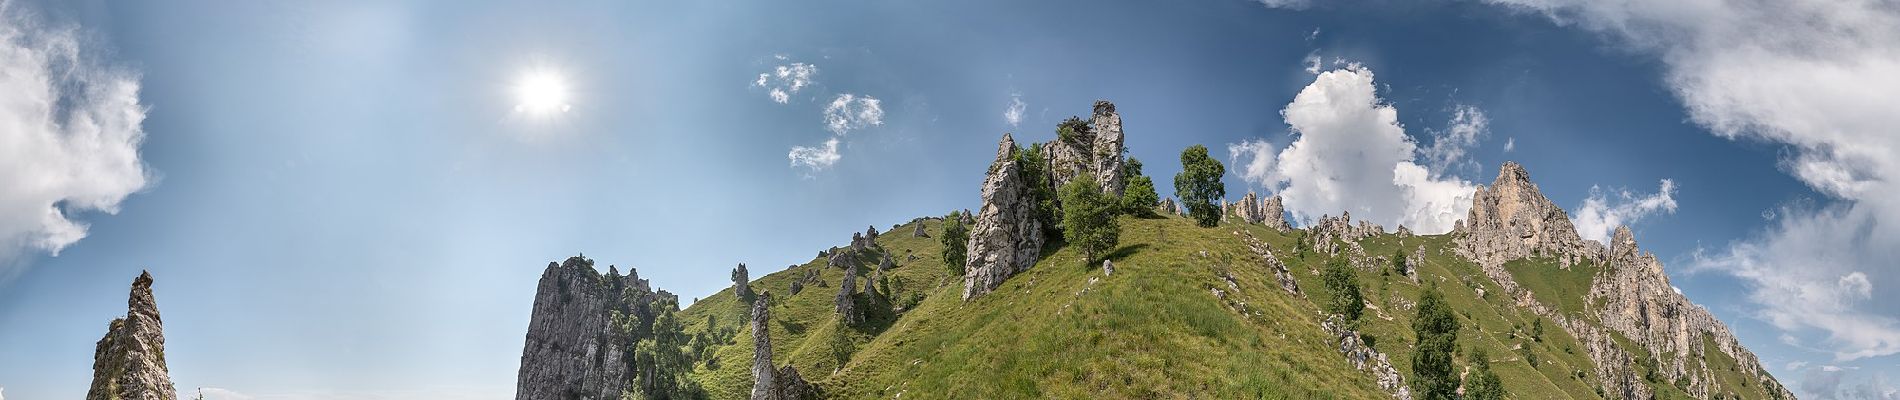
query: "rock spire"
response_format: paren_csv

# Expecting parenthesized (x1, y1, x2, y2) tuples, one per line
(87, 271, 176, 400)
(963, 133, 1046, 300)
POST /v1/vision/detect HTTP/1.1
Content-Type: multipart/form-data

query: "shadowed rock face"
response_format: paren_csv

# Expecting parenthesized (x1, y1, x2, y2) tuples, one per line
(963, 133, 1045, 300)
(88, 271, 175, 400)
(516, 256, 677, 400)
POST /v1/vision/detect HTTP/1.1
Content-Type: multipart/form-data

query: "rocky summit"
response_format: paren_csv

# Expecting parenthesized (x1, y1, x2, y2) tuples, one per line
(87, 271, 175, 400)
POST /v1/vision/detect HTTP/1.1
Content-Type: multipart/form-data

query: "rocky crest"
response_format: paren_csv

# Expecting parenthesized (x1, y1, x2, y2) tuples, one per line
(1322, 315, 1410, 400)
(1043, 100, 1128, 197)
(516, 256, 682, 400)
(1454, 162, 1789, 399)
(732, 263, 756, 305)
(963, 133, 1046, 300)
(87, 271, 175, 400)
(836, 258, 863, 325)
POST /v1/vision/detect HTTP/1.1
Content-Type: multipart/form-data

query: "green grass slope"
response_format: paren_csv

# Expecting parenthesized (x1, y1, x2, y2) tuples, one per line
(677, 213, 1770, 399)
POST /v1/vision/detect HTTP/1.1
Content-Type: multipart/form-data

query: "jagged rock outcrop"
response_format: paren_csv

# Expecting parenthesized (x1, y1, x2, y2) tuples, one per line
(1322, 315, 1410, 400)
(1043, 101, 1128, 197)
(1239, 229, 1301, 296)
(963, 133, 1046, 300)
(732, 263, 755, 304)
(87, 271, 175, 400)
(1230, 191, 1266, 224)
(1160, 198, 1178, 215)
(1307, 212, 1384, 256)
(912, 222, 928, 238)
(1262, 195, 1291, 232)
(836, 260, 863, 325)
(1453, 162, 1790, 399)
(517, 257, 686, 400)
(1455, 161, 1600, 270)
(750, 293, 814, 400)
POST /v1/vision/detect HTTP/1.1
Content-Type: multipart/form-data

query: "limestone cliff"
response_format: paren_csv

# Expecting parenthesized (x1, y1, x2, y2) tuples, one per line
(87, 271, 175, 400)
(963, 133, 1045, 300)
(516, 256, 694, 400)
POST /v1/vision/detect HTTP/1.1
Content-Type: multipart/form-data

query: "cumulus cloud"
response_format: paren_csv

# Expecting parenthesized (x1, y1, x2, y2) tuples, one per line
(1418, 105, 1489, 178)
(1570, 179, 1678, 244)
(1226, 139, 1277, 190)
(0, 9, 151, 275)
(1483, 0, 1900, 360)
(754, 62, 817, 104)
(1003, 94, 1026, 127)
(788, 137, 841, 173)
(822, 93, 883, 135)
(1265, 66, 1477, 233)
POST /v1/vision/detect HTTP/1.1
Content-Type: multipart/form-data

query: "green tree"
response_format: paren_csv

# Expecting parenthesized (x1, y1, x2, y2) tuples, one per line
(1411, 283, 1461, 400)
(1465, 348, 1506, 400)
(1016, 143, 1061, 237)
(629, 299, 705, 399)
(1120, 157, 1161, 216)
(1322, 257, 1364, 322)
(1060, 179, 1121, 263)
(940, 211, 970, 276)
(1173, 145, 1226, 227)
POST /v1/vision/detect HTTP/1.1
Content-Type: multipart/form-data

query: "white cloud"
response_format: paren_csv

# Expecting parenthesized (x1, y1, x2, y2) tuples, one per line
(788, 137, 841, 172)
(1256, 0, 1311, 10)
(1483, 0, 1900, 360)
(1003, 94, 1026, 127)
(1503, 137, 1515, 152)
(1570, 179, 1678, 244)
(1418, 105, 1490, 178)
(1302, 51, 1323, 74)
(1226, 138, 1277, 190)
(822, 93, 882, 135)
(1264, 66, 1476, 234)
(0, 9, 151, 276)
(754, 62, 817, 104)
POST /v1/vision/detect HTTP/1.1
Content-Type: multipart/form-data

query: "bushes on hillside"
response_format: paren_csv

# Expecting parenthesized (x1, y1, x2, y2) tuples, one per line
(1323, 257, 1364, 323)
(1060, 179, 1121, 263)
(1411, 283, 1461, 400)
(941, 211, 970, 276)
(1173, 145, 1226, 228)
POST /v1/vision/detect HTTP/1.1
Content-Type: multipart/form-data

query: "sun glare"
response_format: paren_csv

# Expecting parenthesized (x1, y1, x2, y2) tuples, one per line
(514, 71, 571, 116)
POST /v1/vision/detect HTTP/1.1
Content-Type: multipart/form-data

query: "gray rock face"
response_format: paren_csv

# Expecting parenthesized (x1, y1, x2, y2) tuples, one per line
(732, 263, 755, 304)
(912, 222, 928, 238)
(1231, 191, 1266, 224)
(750, 293, 815, 400)
(1043, 101, 1128, 197)
(1090, 100, 1127, 197)
(1262, 195, 1291, 232)
(516, 257, 671, 400)
(1160, 198, 1178, 215)
(1455, 161, 1598, 270)
(836, 259, 863, 325)
(87, 271, 175, 400)
(1239, 229, 1301, 296)
(963, 133, 1046, 300)
(1307, 212, 1384, 256)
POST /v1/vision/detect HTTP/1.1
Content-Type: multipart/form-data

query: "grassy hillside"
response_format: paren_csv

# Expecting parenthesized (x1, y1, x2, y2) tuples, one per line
(677, 213, 1771, 399)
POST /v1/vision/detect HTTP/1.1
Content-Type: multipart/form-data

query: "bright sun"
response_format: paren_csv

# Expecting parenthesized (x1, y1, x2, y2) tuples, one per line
(514, 71, 571, 115)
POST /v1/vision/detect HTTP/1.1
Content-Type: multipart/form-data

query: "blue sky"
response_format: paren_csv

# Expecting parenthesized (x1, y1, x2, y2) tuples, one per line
(1, 0, 1895, 399)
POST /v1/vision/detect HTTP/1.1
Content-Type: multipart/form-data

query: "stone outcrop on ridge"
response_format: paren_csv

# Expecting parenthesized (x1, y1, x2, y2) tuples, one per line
(87, 271, 176, 400)
(962, 133, 1046, 300)
(516, 256, 684, 400)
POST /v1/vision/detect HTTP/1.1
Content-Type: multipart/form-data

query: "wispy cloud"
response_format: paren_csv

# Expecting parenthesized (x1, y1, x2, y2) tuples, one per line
(822, 93, 883, 135)
(1502, 137, 1515, 153)
(1570, 179, 1678, 244)
(754, 62, 817, 104)
(1418, 105, 1489, 178)
(788, 137, 842, 173)
(1484, 0, 1900, 360)
(0, 8, 152, 277)
(1003, 94, 1026, 127)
